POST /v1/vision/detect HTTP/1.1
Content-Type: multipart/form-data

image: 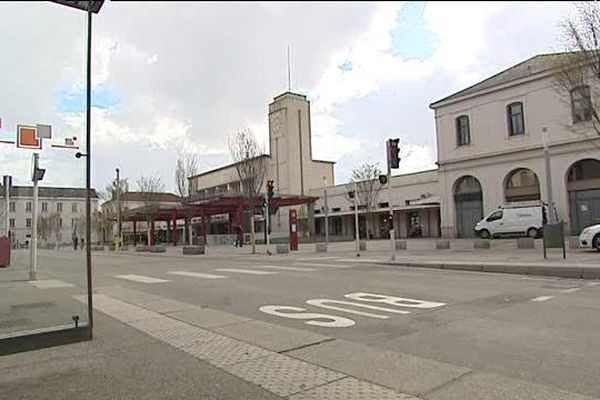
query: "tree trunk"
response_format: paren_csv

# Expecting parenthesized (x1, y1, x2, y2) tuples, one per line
(250, 215, 256, 254)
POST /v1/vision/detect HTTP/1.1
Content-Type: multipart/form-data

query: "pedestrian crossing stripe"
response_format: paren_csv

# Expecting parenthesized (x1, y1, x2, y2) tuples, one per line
(115, 274, 170, 283)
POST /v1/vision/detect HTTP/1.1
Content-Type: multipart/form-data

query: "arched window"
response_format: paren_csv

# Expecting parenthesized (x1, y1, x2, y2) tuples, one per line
(507, 102, 524, 136)
(570, 86, 592, 123)
(504, 168, 540, 202)
(455, 115, 470, 146)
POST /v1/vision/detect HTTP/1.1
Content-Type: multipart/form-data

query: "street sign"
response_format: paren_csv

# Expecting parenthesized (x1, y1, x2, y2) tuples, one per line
(50, 0, 104, 13)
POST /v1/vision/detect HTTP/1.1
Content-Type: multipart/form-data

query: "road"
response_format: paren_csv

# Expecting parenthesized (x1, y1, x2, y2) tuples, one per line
(8, 247, 600, 399)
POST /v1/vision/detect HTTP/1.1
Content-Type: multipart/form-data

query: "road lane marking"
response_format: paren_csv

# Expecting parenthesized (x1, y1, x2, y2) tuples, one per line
(295, 257, 338, 261)
(531, 296, 554, 302)
(334, 258, 382, 263)
(217, 268, 277, 275)
(168, 271, 227, 279)
(115, 274, 170, 283)
(293, 262, 353, 269)
(305, 299, 410, 319)
(29, 279, 75, 289)
(257, 265, 316, 272)
(560, 287, 581, 294)
(586, 282, 600, 287)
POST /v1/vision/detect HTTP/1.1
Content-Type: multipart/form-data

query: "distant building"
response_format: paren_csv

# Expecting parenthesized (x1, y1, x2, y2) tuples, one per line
(0, 185, 100, 247)
(313, 53, 600, 239)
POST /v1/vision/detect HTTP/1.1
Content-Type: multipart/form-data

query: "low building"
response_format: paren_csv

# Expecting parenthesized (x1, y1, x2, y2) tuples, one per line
(1, 185, 100, 247)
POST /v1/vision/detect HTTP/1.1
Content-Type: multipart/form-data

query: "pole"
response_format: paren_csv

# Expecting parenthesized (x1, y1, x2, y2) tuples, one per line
(30, 154, 39, 281)
(265, 194, 271, 255)
(542, 127, 556, 223)
(354, 183, 360, 256)
(85, 3, 94, 334)
(250, 214, 256, 254)
(116, 167, 121, 250)
(324, 188, 329, 246)
(386, 140, 396, 261)
(4, 176, 9, 237)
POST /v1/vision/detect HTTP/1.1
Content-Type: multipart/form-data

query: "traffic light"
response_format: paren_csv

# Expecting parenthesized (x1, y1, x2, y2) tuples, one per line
(348, 190, 355, 199)
(388, 138, 400, 169)
(378, 174, 388, 185)
(267, 180, 274, 202)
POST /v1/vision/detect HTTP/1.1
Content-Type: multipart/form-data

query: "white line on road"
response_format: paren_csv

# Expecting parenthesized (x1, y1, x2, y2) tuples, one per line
(586, 282, 600, 287)
(257, 265, 316, 272)
(293, 262, 353, 269)
(531, 296, 554, 302)
(560, 287, 581, 294)
(216, 268, 278, 275)
(334, 258, 382, 263)
(168, 271, 228, 279)
(295, 257, 338, 261)
(29, 279, 75, 289)
(115, 274, 170, 283)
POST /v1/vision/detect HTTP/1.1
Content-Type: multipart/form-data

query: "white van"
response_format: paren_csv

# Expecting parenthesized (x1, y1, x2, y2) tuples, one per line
(474, 203, 548, 239)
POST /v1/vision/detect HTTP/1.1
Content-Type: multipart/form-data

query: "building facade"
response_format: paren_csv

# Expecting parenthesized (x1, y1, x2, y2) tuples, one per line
(430, 53, 600, 237)
(185, 52, 600, 242)
(1, 186, 100, 247)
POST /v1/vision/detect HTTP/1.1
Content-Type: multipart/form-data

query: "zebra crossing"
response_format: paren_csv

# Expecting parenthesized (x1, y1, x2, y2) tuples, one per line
(112, 256, 381, 285)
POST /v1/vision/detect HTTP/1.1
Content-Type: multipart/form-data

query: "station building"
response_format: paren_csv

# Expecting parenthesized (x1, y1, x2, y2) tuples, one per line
(188, 53, 600, 241)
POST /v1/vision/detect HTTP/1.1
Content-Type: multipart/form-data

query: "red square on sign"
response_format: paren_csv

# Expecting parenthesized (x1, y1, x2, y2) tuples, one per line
(17, 125, 41, 149)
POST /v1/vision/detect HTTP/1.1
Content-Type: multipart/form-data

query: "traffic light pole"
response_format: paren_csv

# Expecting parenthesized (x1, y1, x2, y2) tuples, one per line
(353, 183, 360, 256)
(387, 160, 395, 261)
(30, 153, 39, 281)
(265, 193, 271, 255)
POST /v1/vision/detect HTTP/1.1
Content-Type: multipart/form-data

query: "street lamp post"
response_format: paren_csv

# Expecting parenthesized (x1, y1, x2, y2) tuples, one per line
(322, 176, 329, 246)
(542, 127, 556, 223)
(116, 167, 121, 250)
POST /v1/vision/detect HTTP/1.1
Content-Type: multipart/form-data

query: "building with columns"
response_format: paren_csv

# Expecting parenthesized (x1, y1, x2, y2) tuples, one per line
(187, 52, 600, 241)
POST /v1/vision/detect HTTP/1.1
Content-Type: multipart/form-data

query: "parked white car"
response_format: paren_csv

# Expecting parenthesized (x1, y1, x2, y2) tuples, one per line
(474, 204, 547, 239)
(579, 224, 600, 251)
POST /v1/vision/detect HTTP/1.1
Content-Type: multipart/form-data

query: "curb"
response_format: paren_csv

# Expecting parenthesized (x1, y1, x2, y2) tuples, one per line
(379, 260, 600, 280)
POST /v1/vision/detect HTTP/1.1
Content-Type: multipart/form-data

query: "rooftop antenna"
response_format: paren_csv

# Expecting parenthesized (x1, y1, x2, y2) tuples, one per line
(287, 45, 291, 92)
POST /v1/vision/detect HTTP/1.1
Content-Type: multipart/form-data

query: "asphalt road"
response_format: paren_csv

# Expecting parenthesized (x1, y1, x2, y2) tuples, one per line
(9, 247, 600, 399)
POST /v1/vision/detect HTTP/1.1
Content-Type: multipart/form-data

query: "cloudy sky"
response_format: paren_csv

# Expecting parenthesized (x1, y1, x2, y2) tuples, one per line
(0, 1, 574, 194)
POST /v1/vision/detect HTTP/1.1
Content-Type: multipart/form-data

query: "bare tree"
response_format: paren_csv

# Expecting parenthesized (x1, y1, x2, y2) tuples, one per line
(227, 127, 268, 253)
(48, 212, 62, 249)
(136, 175, 166, 246)
(37, 214, 50, 245)
(175, 152, 199, 198)
(349, 162, 383, 240)
(552, 1, 600, 149)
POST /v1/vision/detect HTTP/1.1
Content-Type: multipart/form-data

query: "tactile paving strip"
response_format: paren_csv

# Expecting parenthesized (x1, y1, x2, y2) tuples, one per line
(179, 335, 273, 367)
(77, 293, 422, 400)
(223, 354, 345, 397)
(289, 377, 420, 400)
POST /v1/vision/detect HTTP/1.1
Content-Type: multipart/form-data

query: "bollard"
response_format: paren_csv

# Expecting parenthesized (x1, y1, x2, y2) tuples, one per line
(568, 237, 580, 249)
(517, 237, 535, 249)
(436, 240, 450, 249)
(183, 245, 205, 255)
(474, 239, 490, 249)
(315, 243, 327, 253)
(395, 240, 407, 250)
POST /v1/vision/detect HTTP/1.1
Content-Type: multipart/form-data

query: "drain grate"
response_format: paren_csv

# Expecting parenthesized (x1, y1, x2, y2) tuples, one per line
(10, 301, 56, 311)
(0, 318, 33, 329)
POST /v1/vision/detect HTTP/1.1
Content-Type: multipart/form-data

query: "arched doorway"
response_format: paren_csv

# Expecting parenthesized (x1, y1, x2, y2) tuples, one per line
(454, 176, 483, 238)
(504, 168, 541, 203)
(567, 159, 600, 234)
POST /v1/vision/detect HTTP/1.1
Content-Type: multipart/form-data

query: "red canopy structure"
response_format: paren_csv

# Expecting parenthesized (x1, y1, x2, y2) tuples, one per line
(118, 193, 317, 246)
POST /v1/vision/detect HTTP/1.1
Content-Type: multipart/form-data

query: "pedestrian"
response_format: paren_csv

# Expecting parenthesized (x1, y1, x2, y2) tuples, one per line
(73, 236, 78, 250)
(238, 227, 244, 247)
(81, 237, 85, 249)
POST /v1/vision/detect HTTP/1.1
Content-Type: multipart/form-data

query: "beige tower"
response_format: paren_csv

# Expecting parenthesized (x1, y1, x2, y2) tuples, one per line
(267, 92, 334, 234)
